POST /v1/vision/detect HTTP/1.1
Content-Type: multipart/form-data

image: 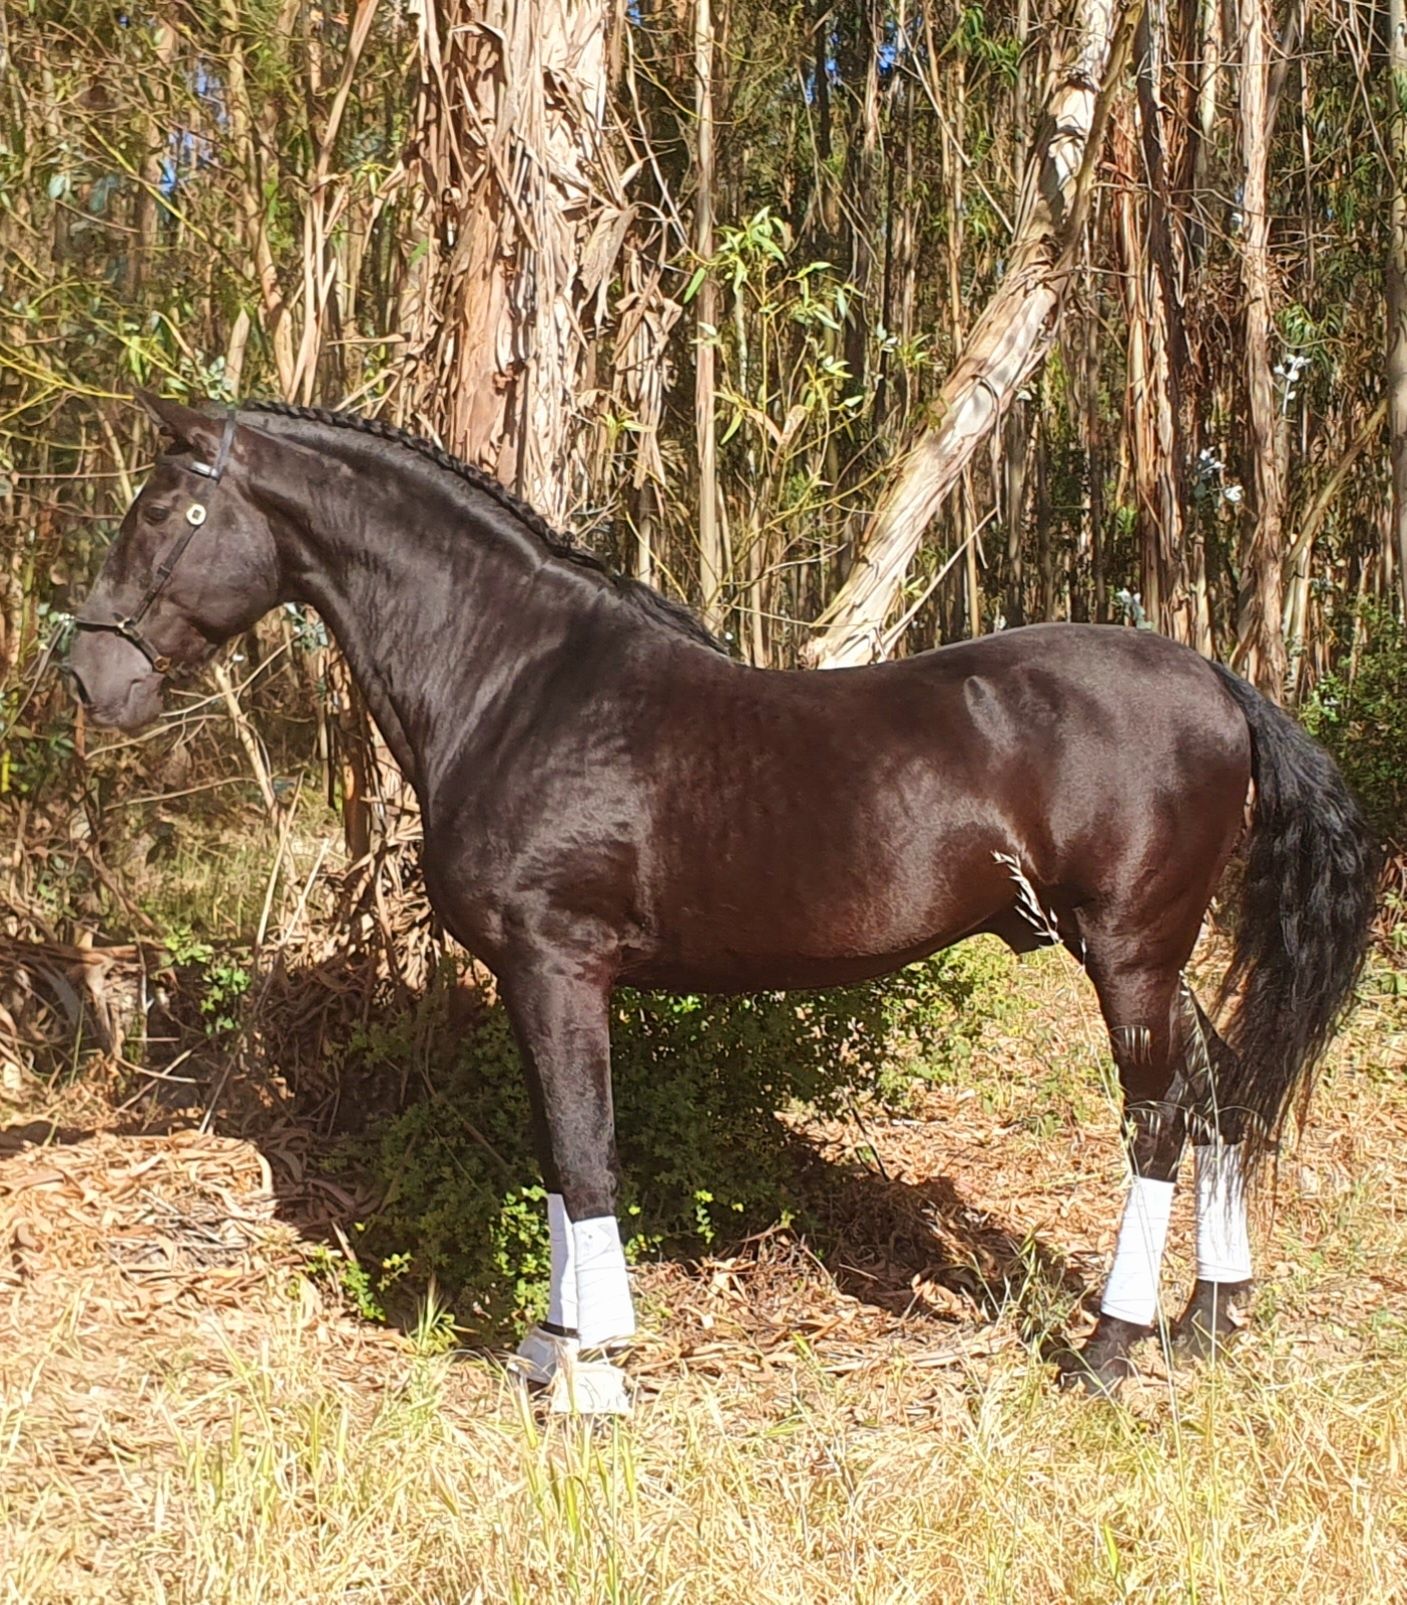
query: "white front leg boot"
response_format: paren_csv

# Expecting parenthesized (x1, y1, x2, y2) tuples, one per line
(547, 1213, 633, 1415)
(513, 1197, 634, 1415)
(572, 1215, 636, 1349)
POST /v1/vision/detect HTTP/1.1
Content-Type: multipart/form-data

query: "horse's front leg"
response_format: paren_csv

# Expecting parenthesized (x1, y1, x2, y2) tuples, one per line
(501, 955, 634, 1414)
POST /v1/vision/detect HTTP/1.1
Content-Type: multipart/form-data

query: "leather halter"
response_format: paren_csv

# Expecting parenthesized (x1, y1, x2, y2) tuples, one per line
(74, 411, 238, 675)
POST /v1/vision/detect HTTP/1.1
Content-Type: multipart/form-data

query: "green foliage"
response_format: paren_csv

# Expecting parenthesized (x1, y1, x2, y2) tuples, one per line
(947, 6, 1022, 84)
(701, 207, 864, 452)
(306, 1244, 396, 1324)
(344, 945, 1006, 1336)
(199, 957, 251, 1038)
(0, 607, 76, 801)
(686, 206, 868, 628)
(163, 925, 217, 969)
(1302, 608, 1407, 841)
(163, 925, 252, 1039)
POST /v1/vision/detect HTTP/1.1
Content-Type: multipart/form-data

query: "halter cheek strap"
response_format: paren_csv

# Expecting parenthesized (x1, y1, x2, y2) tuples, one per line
(75, 410, 238, 675)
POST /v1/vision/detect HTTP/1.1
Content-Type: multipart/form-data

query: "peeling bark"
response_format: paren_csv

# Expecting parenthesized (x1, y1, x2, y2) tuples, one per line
(405, 0, 623, 523)
(805, 0, 1140, 668)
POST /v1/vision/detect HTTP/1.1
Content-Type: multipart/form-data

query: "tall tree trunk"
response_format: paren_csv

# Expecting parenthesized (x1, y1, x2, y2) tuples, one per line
(125, 23, 175, 297)
(223, 0, 298, 395)
(1080, 293, 1106, 622)
(1283, 399, 1387, 687)
(805, 0, 1141, 668)
(613, 252, 684, 588)
(406, 0, 624, 523)
(1131, 9, 1197, 643)
(694, 0, 724, 626)
(842, 0, 884, 421)
(1390, 0, 1407, 616)
(1231, 0, 1288, 697)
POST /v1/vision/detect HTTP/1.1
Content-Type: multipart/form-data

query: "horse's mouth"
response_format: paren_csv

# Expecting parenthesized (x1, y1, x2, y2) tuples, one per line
(78, 671, 167, 732)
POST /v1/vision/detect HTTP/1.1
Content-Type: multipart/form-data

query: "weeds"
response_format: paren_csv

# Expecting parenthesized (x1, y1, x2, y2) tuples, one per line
(3, 969, 1405, 1603)
(8, 1292, 1405, 1604)
(345, 944, 1009, 1336)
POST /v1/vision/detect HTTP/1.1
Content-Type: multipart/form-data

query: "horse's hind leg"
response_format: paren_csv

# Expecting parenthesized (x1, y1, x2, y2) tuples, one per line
(1058, 956, 1192, 1395)
(1172, 992, 1254, 1360)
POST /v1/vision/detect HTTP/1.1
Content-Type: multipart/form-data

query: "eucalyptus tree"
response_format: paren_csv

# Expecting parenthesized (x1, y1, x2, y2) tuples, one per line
(400, 0, 625, 524)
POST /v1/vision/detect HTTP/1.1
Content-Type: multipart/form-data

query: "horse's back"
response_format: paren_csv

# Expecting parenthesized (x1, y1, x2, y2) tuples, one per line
(669, 622, 1249, 820)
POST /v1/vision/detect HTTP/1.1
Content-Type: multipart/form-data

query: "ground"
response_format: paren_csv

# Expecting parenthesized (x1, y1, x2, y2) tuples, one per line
(1, 947, 1405, 1604)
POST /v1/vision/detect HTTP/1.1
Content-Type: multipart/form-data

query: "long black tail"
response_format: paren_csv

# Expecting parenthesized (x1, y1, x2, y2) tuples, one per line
(1209, 663, 1380, 1176)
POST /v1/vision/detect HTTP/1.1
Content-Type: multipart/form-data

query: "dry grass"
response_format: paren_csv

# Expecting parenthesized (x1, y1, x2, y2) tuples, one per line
(2, 949, 1405, 1604)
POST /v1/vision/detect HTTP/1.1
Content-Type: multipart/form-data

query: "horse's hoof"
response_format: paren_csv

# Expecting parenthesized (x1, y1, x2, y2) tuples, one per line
(510, 1327, 633, 1415)
(1054, 1314, 1147, 1398)
(511, 1324, 577, 1387)
(1171, 1279, 1251, 1363)
(1055, 1348, 1132, 1399)
(548, 1355, 633, 1416)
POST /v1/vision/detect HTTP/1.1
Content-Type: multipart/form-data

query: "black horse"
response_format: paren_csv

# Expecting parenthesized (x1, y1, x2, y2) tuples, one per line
(68, 396, 1379, 1405)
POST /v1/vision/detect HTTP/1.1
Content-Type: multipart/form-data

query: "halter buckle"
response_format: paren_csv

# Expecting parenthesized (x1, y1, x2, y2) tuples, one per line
(186, 503, 208, 526)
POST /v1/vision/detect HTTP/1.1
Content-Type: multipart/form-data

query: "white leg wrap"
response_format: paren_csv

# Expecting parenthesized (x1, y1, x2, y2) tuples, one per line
(512, 1197, 634, 1410)
(1101, 1176, 1176, 1326)
(546, 1193, 578, 1331)
(1194, 1144, 1253, 1283)
(572, 1214, 635, 1348)
(514, 1325, 577, 1385)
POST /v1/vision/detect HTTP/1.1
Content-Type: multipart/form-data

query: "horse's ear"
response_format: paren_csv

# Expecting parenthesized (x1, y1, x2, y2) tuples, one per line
(133, 390, 221, 454)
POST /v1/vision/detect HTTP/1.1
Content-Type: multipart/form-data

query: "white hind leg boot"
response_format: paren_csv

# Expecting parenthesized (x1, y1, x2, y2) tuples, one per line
(1194, 1143, 1252, 1284)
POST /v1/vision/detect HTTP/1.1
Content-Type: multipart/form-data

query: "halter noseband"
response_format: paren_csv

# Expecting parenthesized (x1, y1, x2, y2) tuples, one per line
(75, 410, 238, 675)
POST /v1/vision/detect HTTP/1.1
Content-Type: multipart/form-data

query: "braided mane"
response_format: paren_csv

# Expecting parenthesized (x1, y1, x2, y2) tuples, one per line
(244, 399, 727, 655)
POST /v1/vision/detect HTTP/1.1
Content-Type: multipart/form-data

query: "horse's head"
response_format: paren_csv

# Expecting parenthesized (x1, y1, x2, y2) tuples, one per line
(68, 394, 282, 730)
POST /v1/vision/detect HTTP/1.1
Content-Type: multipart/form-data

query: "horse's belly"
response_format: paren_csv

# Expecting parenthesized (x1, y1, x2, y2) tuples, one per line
(624, 827, 1006, 992)
(622, 928, 979, 994)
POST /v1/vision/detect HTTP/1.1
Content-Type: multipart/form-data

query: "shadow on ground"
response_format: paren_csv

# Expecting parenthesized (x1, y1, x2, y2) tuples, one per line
(2, 941, 1094, 1354)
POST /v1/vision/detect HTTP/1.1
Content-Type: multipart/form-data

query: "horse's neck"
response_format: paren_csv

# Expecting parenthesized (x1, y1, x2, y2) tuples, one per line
(276, 465, 568, 803)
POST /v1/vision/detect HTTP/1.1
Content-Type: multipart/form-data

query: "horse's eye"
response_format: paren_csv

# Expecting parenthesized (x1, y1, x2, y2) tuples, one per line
(143, 504, 173, 524)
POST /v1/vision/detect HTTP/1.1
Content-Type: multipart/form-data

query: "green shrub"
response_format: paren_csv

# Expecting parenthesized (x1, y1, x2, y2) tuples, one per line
(1303, 607, 1407, 841)
(162, 925, 252, 1040)
(339, 942, 1008, 1336)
